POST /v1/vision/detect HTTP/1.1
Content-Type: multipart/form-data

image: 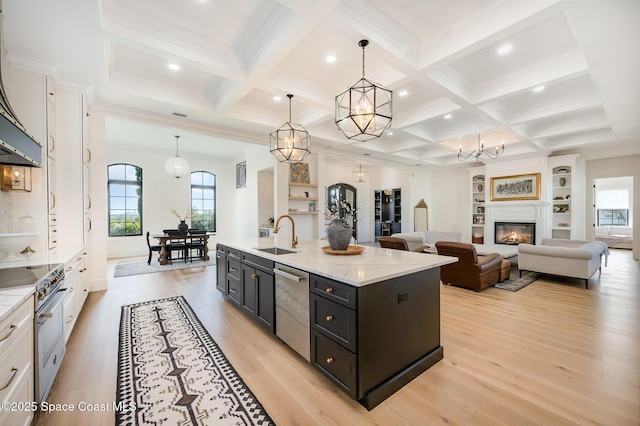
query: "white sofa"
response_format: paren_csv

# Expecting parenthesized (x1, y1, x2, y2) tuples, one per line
(595, 226, 633, 249)
(391, 231, 461, 251)
(518, 238, 610, 289)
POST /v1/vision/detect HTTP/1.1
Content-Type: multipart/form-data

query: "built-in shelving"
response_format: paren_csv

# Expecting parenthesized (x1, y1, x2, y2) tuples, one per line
(550, 165, 573, 239)
(288, 183, 318, 214)
(471, 171, 486, 243)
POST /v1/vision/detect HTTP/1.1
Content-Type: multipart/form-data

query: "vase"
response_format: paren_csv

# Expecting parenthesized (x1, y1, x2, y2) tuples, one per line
(559, 177, 566, 187)
(177, 220, 188, 232)
(326, 218, 352, 251)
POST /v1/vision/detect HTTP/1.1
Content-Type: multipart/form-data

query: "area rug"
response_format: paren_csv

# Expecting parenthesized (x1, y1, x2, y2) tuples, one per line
(494, 268, 540, 291)
(113, 258, 214, 278)
(116, 296, 274, 426)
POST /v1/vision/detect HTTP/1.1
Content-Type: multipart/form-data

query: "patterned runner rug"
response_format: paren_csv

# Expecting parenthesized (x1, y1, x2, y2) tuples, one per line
(116, 296, 274, 425)
(494, 267, 540, 291)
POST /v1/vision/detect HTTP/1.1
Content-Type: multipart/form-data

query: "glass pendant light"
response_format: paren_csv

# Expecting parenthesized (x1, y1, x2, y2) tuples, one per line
(270, 94, 311, 163)
(165, 135, 189, 178)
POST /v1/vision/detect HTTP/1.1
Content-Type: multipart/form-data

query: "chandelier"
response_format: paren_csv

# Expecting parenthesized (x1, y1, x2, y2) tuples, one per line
(352, 163, 369, 183)
(335, 40, 392, 142)
(165, 135, 189, 179)
(458, 134, 505, 162)
(270, 94, 311, 163)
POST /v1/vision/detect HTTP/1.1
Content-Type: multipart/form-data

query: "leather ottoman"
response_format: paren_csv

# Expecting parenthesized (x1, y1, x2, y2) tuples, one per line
(498, 259, 511, 283)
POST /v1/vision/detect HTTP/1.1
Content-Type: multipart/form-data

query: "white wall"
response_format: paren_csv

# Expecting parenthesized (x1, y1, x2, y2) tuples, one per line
(106, 142, 236, 258)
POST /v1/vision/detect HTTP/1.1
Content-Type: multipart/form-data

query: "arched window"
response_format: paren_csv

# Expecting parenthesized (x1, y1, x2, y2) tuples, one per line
(191, 171, 216, 232)
(108, 163, 142, 236)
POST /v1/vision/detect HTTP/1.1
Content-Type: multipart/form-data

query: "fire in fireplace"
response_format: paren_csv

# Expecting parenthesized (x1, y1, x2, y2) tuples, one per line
(495, 222, 536, 245)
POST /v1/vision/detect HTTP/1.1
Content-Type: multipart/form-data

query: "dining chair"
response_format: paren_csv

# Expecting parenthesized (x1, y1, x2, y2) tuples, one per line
(146, 231, 162, 265)
(187, 229, 207, 261)
(164, 229, 188, 263)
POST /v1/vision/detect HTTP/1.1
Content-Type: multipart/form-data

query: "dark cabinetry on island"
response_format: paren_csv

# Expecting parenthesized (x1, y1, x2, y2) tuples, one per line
(215, 242, 444, 410)
(216, 244, 275, 333)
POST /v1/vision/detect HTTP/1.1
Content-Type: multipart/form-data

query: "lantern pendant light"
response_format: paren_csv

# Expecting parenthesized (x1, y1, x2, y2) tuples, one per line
(165, 135, 189, 179)
(352, 163, 369, 183)
(335, 40, 393, 142)
(270, 94, 311, 163)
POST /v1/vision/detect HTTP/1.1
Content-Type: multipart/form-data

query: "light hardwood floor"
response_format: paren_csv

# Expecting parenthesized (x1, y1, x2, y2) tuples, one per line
(35, 249, 639, 425)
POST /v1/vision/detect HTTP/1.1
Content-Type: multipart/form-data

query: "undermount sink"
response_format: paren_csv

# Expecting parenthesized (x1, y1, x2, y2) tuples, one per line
(255, 247, 297, 255)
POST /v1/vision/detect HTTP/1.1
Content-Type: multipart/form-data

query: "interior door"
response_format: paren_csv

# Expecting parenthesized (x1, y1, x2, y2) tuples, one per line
(327, 183, 357, 242)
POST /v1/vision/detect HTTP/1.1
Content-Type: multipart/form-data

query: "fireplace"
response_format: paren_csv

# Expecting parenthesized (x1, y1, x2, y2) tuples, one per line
(494, 222, 536, 245)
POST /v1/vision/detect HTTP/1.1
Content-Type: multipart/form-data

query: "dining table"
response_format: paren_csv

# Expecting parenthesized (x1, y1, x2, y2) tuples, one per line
(153, 233, 212, 265)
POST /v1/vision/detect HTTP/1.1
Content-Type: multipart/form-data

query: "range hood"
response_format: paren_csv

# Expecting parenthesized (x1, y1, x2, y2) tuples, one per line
(0, 5, 42, 167)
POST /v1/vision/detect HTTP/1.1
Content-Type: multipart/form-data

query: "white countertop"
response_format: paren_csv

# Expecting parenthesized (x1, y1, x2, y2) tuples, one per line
(0, 245, 84, 270)
(0, 286, 35, 322)
(217, 237, 457, 287)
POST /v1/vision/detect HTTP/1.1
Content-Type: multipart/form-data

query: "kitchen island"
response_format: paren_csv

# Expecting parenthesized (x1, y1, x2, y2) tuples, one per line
(215, 236, 456, 409)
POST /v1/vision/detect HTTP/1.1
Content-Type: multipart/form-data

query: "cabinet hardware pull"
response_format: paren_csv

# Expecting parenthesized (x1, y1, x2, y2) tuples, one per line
(251, 273, 257, 279)
(51, 193, 56, 208)
(230, 288, 239, 294)
(326, 287, 333, 293)
(326, 315, 333, 321)
(86, 148, 92, 163)
(326, 357, 334, 364)
(229, 268, 237, 272)
(49, 135, 55, 152)
(0, 324, 17, 342)
(0, 367, 18, 391)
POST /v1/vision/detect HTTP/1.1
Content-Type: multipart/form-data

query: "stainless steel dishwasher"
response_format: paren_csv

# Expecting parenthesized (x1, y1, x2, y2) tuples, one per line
(274, 263, 310, 361)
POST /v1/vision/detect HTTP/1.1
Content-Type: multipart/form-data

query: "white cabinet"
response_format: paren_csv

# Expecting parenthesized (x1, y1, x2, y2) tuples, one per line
(47, 157, 58, 249)
(46, 76, 57, 251)
(0, 295, 35, 426)
(62, 252, 89, 342)
(469, 166, 486, 243)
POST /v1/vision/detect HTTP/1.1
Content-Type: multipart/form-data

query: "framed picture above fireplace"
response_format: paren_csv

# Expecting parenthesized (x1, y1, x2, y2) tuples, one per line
(490, 173, 541, 201)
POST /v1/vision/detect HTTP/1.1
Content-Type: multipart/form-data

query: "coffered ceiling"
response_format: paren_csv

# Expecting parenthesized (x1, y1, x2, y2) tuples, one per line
(4, 0, 640, 167)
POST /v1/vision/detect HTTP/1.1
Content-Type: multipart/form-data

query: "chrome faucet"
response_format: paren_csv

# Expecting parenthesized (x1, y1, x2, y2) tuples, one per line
(273, 214, 298, 248)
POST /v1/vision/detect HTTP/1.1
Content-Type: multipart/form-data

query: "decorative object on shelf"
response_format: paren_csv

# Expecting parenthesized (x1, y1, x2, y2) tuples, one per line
(490, 173, 541, 201)
(559, 177, 566, 187)
(352, 163, 369, 182)
(326, 218, 353, 250)
(1, 165, 32, 191)
(270, 94, 310, 163)
(18, 214, 34, 232)
(20, 245, 35, 267)
(308, 201, 316, 212)
(321, 244, 365, 255)
(335, 39, 392, 142)
(165, 135, 189, 179)
(289, 162, 310, 183)
(458, 134, 505, 162)
(556, 168, 569, 174)
(477, 183, 484, 192)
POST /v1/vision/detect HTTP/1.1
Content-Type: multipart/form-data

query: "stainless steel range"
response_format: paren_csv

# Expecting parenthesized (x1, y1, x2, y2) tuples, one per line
(0, 263, 66, 403)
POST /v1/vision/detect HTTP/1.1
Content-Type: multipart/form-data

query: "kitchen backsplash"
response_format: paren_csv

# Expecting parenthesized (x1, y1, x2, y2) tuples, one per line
(0, 191, 12, 232)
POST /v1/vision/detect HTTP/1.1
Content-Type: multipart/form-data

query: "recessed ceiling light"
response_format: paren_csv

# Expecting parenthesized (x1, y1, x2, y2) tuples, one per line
(386, 131, 393, 136)
(497, 44, 512, 56)
(326, 55, 337, 63)
(444, 114, 452, 119)
(532, 85, 545, 93)
(273, 95, 282, 101)
(398, 90, 408, 97)
(168, 63, 180, 71)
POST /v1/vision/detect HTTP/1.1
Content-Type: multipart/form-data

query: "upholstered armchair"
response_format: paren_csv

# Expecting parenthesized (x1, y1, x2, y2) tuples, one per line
(435, 241, 502, 291)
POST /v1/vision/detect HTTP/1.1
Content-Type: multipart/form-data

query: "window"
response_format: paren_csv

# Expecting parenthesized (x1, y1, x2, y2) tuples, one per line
(597, 209, 629, 226)
(191, 171, 216, 232)
(108, 164, 142, 236)
(597, 188, 630, 226)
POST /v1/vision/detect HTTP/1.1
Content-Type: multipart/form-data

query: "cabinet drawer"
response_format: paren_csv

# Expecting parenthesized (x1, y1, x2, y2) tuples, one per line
(311, 294, 357, 352)
(226, 247, 241, 261)
(0, 323, 33, 403)
(216, 244, 226, 256)
(242, 252, 273, 273)
(226, 259, 241, 279)
(310, 274, 356, 309)
(227, 276, 241, 305)
(311, 331, 356, 398)
(0, 297, 33, 357)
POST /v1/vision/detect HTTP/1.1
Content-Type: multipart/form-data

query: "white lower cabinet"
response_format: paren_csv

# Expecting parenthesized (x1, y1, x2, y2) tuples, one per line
(0, 295, 35, 426)
(63, 252, 88, 342)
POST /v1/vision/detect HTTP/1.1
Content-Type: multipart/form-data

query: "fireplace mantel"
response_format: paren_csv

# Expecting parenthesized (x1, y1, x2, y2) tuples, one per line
(484, 202, 548, 244)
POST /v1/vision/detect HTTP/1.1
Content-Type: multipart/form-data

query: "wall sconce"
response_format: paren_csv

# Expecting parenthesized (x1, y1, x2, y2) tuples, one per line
(1, 165, 32, 192)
